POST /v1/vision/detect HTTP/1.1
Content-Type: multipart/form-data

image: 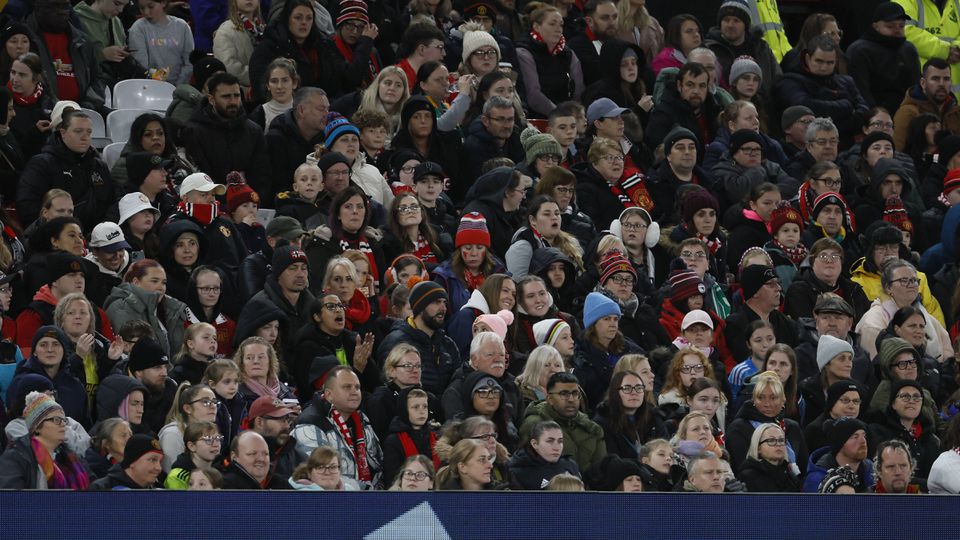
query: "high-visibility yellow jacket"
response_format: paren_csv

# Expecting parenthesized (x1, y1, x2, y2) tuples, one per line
(746, 0, 791, 62)
(896, 0, 960, 90)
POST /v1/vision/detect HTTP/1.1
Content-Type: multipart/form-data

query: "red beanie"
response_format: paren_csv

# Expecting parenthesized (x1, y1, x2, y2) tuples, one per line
(882, 196, 913, 234)
(669, 269, 706, 305)
(225, 171, 260, 213)
(769, 203, 804, 235)
(598, 250, 637, 285)
(456, 212, 491, 248)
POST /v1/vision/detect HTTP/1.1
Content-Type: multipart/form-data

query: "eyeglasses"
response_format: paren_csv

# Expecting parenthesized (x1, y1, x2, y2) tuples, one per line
(341, 21, 367, 32)
(868, 121, 894, 130)
(891, 277, 921, 287)
(600, 154, 625, 163)
(619, 384, 645, 394)
(197, 286, 221, 293)
(814, 177, 842, 189)
(738, 146, 762, 157)
(43, 416, 68, 426)
(475, 388, 502, 398)
(837, 397, 861, 406)
(396, 363, 422, 371)
(817, 253, 842, 263)
(608, 275, 635, 286)
(679, 364, 705, 374)
(537, 154, 562, 165)
(400, 165, 417, 174)
(191, 398, 221, 408)
(323, 302, 347, 311)
(469, 432, 498, 441)
(397, 204, 421, 214)
(892, 359, 918, 370)
(199, 435, 224, 445)
(314, 463, 341, 472)
(472, 48, 498, 58)
(554, 186, 575, 194)
(621, 222, 648, 231)
(823, 29, 843, 38)
(428, 43, 445, 51)
(485, 115, 514, 124)
(510, 187, 526, 196)
(760, 437, 787, 446)
(402, 470, 431, 481)
(326, 170, 350, 178)
(549, 390, 580, 399)
(262, 414, 296, 423)
(896, 393, 923, 403)
(812, 138, 839, 147)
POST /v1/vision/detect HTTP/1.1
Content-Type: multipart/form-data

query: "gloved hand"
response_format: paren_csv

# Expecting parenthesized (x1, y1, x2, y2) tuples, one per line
(724, 477, 748, 493)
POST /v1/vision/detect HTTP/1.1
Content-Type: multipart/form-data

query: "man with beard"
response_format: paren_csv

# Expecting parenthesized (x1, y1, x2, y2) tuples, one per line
(238, 246, 315, 362)
(894, 60, 960, 149)
(246, 396, 308, 481)
(24, 0, 107, 110)
(871, 439, 926, 493)
(646, 62, 719, 155)
(181, 72, 272, 197)
(803, 416, 875, 492)
(222, 431, 289, 489)
(291, 366, 383, 489)
(441, 331, 522, 423)
(377, 280, 459, 397)
(724, 264, 798, 362)
(567, 0, 620, 86)
(126, 337, 176, 435)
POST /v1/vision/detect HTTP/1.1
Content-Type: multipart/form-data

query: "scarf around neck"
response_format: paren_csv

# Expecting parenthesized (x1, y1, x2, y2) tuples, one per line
(176, 201, 220, 226)
(530, 29, 566, 55)
(32, 437, 89, 490)
(331, 408, 371, 482)
(239, 13, 265, 41)
(8, 80, 41, 105)
(772, 239, 808, 265)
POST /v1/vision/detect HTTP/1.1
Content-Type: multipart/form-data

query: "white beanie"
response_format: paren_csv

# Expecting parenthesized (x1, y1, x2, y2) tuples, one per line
(533, 319, 571, 347)
(462, 30, 501, 63)
(816, 334, 854, 372)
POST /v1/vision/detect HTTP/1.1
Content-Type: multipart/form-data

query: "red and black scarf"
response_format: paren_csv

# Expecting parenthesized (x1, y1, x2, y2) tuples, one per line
(412, 234, 438, 264)
(338, 232, 379, 281)
(696, 231, 722, 256)
(176, 201, 220, 226)
(334, 35, 380, 86)
(530, 29, 566, 55)
(398, 431, 441, 471)
(239, 14, 265, 42)
(331, 408, 371, 482)
(609, 172, 655, 212)
(8, 80, 42, 105)
(772, 238, 808, 265)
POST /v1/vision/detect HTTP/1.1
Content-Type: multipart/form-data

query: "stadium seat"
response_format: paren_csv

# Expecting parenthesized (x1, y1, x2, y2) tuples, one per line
(101, 142, 125, 169)
(113, 79, 175, 111)
(107, 108, 152, 143)
(81, 107, 111, 149)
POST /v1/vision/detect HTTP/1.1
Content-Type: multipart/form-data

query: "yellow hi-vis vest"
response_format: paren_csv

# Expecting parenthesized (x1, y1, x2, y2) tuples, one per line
(896, 0, 960, 93)
(747, 0, 791, 62)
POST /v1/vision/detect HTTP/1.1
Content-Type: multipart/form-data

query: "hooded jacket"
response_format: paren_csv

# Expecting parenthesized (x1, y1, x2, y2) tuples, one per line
(519, 399, 606, 472)
(265, 109, 326, 203)
(852, 159, 924, 245)
(725, 400, 808, 475)
(529, 247, 579, 313)
(240, 277, 315, 361)
(845, 26, 921, 114)
(802, 444, 875, 493)
(290, 393, 383, 489)
(103, 282, 190, 358)
(180, 102, 272, 195)
(507, 445, 581, 490)
(581, 39, 652, 116)
(9, 354, 90, 428)
(17, 134, 116, 230)
(380, 386, 440, 484)
(232, 290, 287, 347)
(95, 374, 147, 425)
(462, 167, 525, 260)
(709, 156, 796, 210)
(928, 204, 960, 329)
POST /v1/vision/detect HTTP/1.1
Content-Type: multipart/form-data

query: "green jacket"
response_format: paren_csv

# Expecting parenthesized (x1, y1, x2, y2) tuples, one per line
(519, 400, 607, 472)
(73, 2, 126, 64)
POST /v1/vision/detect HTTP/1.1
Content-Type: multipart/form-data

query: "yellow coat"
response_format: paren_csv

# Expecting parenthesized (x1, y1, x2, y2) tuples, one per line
(849, 257, 946, 327)
(746, 0, 792, 62)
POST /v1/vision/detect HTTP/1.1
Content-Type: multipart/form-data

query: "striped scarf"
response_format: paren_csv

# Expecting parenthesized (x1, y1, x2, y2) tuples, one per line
(32, 437, 89, 490)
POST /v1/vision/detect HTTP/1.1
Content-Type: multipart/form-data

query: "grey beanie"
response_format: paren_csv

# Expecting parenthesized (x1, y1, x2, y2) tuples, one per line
(729, 56, 762, 86)
(817, 334, 854, 372)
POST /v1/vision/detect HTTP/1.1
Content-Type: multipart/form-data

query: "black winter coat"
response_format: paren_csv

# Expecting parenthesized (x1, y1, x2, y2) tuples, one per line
(868, 408, 940, 478)
(784, 266, 871, 322)
(507, 446, 580, 490)
(572, 161, 630, 235)
(461, 168, 526, 260)
(180, 104, 272, 195)
(95, 374, 147, 424)
(462, 117, 525, 185)
(723, 205, 773, 275)
(592, 401, 667, 459)
(169, 353, 212, 386)
(647, 161, 713, 227)
(90, 463, 158, 489)
(572, 336, 641, 411)
(265, 110, 325, 203)
(380, 415, 438, 485)
(773, 67, 869, 146)
(291, 322, 382, 399)
(16, 135, 115, 231)
(737, 457, 802, 492)
(725, 400, 808, 475)
(141, 377, 178, 434)
(645, 87, 720, 158)
(9, 356, 90, 428)
(710, 159, 796, 210)
(237, 248, 273, 305)
(845, 28, 920, 114)
(249, 19, 332, 103)
(319, 35, 380, 95)
(375, 319, 459, 396)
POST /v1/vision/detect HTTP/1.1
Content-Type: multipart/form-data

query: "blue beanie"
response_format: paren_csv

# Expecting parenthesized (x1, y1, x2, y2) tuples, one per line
(323, 112, 361, 149)
(583, 292, 621, 329)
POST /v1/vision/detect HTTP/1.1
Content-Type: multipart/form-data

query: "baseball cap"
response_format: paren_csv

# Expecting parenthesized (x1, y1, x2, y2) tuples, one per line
(587, 98, 629, 124)
(88, 222, 132, 252)
(414, 161, 445, 182)
(873, 1, 909, 22)
(179, 172, 226, 197)
(247, 395, 297, 420)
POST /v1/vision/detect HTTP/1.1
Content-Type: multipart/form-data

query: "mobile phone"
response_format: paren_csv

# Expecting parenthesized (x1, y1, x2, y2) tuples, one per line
(281, 398, 299, 406)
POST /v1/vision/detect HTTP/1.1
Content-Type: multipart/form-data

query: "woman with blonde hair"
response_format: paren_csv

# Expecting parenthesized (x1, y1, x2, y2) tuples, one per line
(436, 415, 511, 484)
(330, 65, 410, 138)
(616, 0, 663, 65)
(515, 345, 566, 410)
(515, 3, 584, 118)
(213, 0, 265, 87)
(736, 422, 801, 492)
(725, 371, 808, 475)
(158, 383, 219, 472)
(435, 438, 496, 490)
(670, 410, 724, 468)
(54, 292, 123, 405)
(234, 336, 296, 409)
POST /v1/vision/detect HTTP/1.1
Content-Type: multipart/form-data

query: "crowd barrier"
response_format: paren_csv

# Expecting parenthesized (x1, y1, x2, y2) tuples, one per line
(3, 491, 951, 539)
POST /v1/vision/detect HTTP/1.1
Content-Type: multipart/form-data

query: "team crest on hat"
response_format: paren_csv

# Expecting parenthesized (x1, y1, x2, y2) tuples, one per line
(476, 4, 487, 15)
(68, 260, 82, 272)
(151, 439, 161, 450)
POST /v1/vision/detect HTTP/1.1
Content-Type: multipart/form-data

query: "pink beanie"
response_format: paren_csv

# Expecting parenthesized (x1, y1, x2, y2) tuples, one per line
(475, 310, 515, 340)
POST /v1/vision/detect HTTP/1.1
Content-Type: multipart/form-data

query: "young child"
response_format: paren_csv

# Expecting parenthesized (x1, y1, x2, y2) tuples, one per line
(225, 174, 265, 254)
(165, 420, 222, 489)
(203, 359, 247, 448)
(275, 163, 326, 228)
(129, 0, 195, 84)
(187, 466, 222, 490)
(171, 323, 220, 385)
(727, 319, 776, 401)
(387, 150, 421, 196)
(352, 109, 391, 162)
(380, 387, 440, 485)
(764, 204, 807, 289)
(882, 196, 920, 263)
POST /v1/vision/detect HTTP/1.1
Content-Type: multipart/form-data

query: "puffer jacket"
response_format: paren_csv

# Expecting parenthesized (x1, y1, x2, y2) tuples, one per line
(738, 456, 802, 492)
(290, 394, 383, 489)
(103, 283, 190, 357)
(507, 446, 581, 490)
(709, 157, 796, 210)
(773, 57, 869, 145)
(375, 318, 459, 396)
(213, 19, 255, 86)
(519, 399, 607, 473)
(180, 103, 272, 195)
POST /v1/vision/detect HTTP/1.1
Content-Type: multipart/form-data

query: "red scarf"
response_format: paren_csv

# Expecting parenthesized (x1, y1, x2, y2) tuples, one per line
(530, 30, 566, 55)
(176, 201, 221, 226)
(331, 408, 371, 482)
(412, 234, 438, 264)
(338, 232, 379, 281)
(909, 421, 923, 441)
(696, 231, 722, 256)
(239, 13, 264, 41)
(345, 288, 372, 329)
(875, 479, 921, 494)
(333, 34, 380, 85)
(463, 268, 486, 291)
(8, 80, 42, 105)
(398, 431, 441, 471)
(772, 239, 809, 265)
(797, 183, 814, 223)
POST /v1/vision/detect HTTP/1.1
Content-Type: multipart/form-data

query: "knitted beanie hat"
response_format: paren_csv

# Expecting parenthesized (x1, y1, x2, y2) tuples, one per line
(462, 29, 501, 63)
(668, 269, 706, 305)
(682, 188, 719, 225)
(23, 391, 64, 435)
(323, 112, 361, 148)
(598, 250, 637, 286)
(739, 264, 778, 301)
(729, 128, 764, 157)
(521, 127, 562, 166)
(663, 126, 698, 155)
(881, 196, 913, 235)
(456, 212, 491, 248)
(825, 416, 867, 456)
(476, 310, 515, 340)
(225, 171, 260, 213)
(409, 280, 448, 316)
(533, 318, 571, 347)
(717, 0, 751, 26)
(583, 292, 621, 329)
(816, 334, 854, 372)
(769, 203, 805, 235)
(729, 56, 762, 85)
(824, 380, 863, 414)
(336, 0, 369, 25)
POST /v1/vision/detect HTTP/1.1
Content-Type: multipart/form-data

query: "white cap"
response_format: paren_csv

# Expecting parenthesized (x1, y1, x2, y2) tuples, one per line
(179, 172, 226, 198)
(681, 309, 714, 331)
(88, 222, 131, 252)
(118, 192, 161, 225)
(51, 100, 81, 129)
